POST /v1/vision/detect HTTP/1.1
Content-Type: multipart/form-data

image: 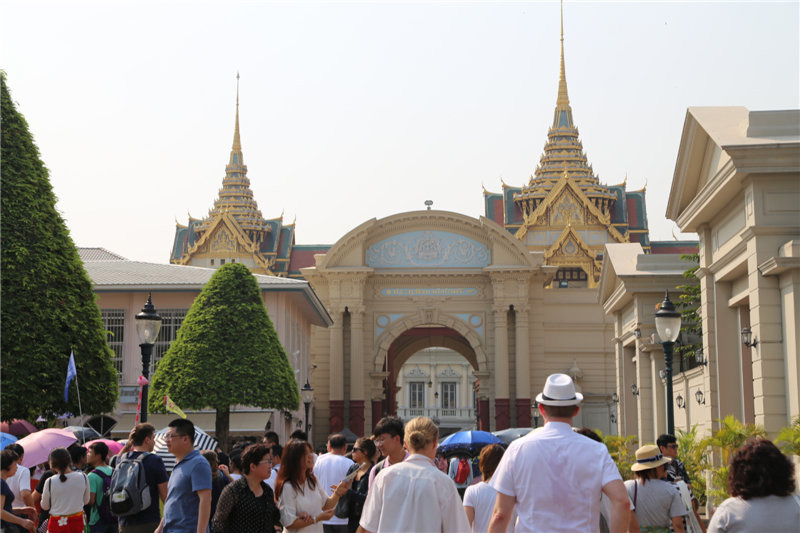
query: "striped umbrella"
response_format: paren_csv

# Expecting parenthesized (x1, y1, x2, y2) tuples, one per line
(153, 427, 218, 471)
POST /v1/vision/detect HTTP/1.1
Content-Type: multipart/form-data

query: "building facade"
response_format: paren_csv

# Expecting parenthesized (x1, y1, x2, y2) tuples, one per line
(81, 248, 331, 442)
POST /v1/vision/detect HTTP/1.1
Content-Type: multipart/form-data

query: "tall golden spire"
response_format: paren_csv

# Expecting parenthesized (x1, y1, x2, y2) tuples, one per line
(557, 0, 570, 107)
(232, 72, 242, 151)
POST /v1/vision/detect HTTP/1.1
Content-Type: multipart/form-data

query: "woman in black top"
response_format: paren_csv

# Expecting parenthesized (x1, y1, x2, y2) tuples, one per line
(211, 444, 280, 533)
(345, 437, 376, 533)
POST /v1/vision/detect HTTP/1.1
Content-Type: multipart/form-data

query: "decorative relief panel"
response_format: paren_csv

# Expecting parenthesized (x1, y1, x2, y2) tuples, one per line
(454, 313, 484, 338)
(210, 228, 236, 252)
(366, 231, 490, 268)
(551, 195, 584, 225)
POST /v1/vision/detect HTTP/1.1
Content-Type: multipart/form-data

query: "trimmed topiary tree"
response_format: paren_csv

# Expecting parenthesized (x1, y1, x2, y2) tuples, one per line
(149, 263, 299, 449)
(1, 73, 118, 421)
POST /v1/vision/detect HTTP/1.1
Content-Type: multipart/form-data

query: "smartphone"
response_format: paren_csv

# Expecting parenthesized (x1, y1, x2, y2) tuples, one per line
(343, 469, 358, 483)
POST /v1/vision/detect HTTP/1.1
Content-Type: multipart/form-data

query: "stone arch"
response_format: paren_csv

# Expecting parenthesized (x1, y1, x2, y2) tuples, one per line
(373, 312, 488, 373)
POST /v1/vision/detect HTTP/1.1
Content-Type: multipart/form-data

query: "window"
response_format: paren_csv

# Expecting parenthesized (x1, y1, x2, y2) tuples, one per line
(409, 382, 425, 410)
(153, 309, 188, 374)
(101, 309, 125, 380)
(441, 382, 457, 411)
(210, 259, 215, 266)
(220, 259, 226, 265)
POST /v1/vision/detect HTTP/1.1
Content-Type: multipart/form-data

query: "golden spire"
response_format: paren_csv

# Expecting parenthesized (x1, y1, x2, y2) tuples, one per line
(232, 72, 241, 151)
(557, 0, 570, 107)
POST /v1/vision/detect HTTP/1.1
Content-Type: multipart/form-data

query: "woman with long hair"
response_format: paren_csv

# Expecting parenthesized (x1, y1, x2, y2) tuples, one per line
(343, 437, 377, 533)
(1, 449, 35, 533)
(359, 417, 470, 533)
(211, 444, 281, 533)
(708, 438, 799, 532)
(275, 439, 348, 532)
(463, 444, 513, 533)
(624, 445, 686, 533)
(40, 447, 90, 533)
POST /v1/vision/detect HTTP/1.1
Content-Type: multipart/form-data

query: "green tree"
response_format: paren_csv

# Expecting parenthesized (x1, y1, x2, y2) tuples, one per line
(1, 74, 118, 421)
(701, 415, 766, 505)
(676, 425, 709, 505)
(601, 433, 638, 480)
(676, 253, 702, 363)
(149, 263, 299, 449)
(776, 416, 800, 457)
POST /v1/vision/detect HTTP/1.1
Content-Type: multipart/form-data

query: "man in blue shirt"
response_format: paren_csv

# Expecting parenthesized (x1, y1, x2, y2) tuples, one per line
(155, 419, 211, 533)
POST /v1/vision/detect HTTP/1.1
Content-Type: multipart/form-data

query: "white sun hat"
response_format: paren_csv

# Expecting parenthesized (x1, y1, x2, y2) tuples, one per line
(535, 373, 584, 406)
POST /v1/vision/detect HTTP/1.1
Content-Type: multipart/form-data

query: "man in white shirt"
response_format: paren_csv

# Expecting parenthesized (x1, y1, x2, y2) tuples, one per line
(4, 443, 33, 507)
(367, 417, 409, 489)
(313, 433, 354, 533)
(488, 373, 630, 533)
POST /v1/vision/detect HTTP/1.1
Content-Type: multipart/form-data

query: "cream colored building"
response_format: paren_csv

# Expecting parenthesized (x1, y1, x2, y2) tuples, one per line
(666, 107, 800, 436)
(79, 248, 332, 442)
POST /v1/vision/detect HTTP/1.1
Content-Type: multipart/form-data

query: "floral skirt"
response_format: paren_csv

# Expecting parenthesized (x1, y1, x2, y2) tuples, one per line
(46, 512, 85, 533)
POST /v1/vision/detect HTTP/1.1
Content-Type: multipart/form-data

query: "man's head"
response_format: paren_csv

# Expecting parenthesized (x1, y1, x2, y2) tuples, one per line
(327, 433, 347, 454)
(535, 374, 582, 423)
(270, 444, 283, 465)
(263, 431, 280, 446)
(289, 429, 308, 442)
(69, 444, 88, 468)
(87, 441, 109, 466)
(374, 416, 404, 457)
(657, 434, 679, 458)
(131, 423, 157, 451)
(166, 418, 195, 457)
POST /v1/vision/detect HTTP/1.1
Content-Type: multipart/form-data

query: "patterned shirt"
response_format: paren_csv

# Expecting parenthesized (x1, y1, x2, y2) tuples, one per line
(211, 477, 281, 533)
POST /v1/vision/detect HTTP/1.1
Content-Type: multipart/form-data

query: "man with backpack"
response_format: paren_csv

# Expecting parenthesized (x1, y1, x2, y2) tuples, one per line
(88, 441, 117, 532)
(113, 423, 168, 533)
(448, 453, 473, 499)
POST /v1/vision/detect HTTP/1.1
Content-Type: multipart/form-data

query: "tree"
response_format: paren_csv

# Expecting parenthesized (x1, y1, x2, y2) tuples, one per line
(701, 415, 766, 505)
(1, 73, 118, 421)
(149, 263, 299, 449)
(676, 253, 702, 365)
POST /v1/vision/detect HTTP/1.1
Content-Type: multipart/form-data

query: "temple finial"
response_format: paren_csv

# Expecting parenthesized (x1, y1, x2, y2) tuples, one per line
(232, 72, 242, 151)
(557, 0, 570, 107)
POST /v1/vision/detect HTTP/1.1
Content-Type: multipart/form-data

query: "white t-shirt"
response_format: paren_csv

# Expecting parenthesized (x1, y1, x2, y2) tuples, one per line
(624, 478, 685, 527)
(266, 468, 278, 491)
(6, 465, 31, 504)
(41, 472, 90, 516)
(463, 481, 516, 533)
(490, 421, 622, 533)
(360, 453, 470, 533)
(312, 452, 354, 526)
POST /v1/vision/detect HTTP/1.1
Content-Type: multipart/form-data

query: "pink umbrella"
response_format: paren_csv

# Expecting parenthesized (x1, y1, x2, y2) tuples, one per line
(0, 419, 37, 437)
(83, 438, 124, 455)
(15, 428, 77, 467)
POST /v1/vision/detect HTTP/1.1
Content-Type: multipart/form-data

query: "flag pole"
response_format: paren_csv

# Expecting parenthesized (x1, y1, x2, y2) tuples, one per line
(73, 352, 84, 443)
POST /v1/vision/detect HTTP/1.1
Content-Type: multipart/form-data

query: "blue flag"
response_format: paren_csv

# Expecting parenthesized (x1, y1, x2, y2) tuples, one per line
(64, 351, 77, 402)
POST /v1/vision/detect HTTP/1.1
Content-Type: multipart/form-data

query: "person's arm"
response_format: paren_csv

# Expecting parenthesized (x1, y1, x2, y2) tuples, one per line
(158, 481, 168, 503)
(602, 479, 631, 533)
(488, 492, 516, 533)
(40, 478, 51, 511)
(196, 488, 212, 533)
(83, 473, 91, 505)
(88, 473, 98, 506)
(20, 488, 33, 507)
(671, 515, 685, 533)
(154, 517, 165, 533)
(464, 505, 475, 526)
(322, 479, 350, 510)
(627, 509, 641, 533)
(1, 494, 34, 531)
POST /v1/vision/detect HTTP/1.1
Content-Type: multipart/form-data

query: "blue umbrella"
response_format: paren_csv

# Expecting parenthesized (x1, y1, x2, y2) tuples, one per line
(437, 430, 502, 456)
(1, 432, 18, 449)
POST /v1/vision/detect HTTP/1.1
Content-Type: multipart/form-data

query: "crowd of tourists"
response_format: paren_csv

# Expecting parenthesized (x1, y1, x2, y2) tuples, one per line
(2, 373, 798, 532)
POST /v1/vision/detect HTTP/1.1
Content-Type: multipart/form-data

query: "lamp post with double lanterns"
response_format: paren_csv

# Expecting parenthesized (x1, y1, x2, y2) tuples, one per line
(135, 293, 162, 424)
(301, 379, 314, 436)
(655, 290, 682, 436)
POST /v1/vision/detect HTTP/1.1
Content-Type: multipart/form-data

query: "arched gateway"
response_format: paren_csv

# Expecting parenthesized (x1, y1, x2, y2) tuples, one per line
(302, 210, 573, 438)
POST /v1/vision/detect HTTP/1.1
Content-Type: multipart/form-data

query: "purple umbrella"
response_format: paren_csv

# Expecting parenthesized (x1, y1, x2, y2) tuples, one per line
(0, 419, 37, 437)
(15, 428, 77, 467)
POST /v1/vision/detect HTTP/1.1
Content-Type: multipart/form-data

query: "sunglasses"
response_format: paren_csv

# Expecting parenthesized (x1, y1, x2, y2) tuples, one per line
(352, 448, 363, 453)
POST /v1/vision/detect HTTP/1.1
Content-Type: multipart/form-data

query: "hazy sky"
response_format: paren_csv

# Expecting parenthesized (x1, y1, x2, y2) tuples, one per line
(3, 1, 798, 265)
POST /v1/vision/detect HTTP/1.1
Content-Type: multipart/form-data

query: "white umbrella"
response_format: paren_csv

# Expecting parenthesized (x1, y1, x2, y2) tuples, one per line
(153, 426, 218, 471)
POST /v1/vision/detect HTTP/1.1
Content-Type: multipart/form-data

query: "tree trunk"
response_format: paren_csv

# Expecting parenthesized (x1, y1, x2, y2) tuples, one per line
(216, 405, 230, 452)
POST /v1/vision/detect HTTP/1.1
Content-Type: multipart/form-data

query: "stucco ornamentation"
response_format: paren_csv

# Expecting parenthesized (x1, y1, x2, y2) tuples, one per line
(366, 231, 490, 268)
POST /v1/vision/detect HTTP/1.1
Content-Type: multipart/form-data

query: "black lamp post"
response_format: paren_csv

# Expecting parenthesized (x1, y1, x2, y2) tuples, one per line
(135, 293, 162, 424)
(301, 379, 314, 436)
(655, 290, 682, 436)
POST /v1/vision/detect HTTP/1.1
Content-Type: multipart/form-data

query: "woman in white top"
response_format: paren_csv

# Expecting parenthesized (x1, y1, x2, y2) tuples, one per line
(275, 439, 348, 533)
(41, 447, 90, 533)
(707, 439, 799, 533)
(464, 443, 514, 533)
(359, 416, 470, 533)
(624, 445, 686, 533)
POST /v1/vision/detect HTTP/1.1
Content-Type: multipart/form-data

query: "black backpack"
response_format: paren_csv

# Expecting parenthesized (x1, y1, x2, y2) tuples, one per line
(109, 452, 152, 517)
(91, 468, 115, 525)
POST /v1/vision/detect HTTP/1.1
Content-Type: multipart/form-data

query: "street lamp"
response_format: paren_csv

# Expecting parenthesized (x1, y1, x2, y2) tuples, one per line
(301, 379, 314, 436)
(655, 290, 681, 435)
(135, 293, 161, 424)
(532, 400, 540, 428)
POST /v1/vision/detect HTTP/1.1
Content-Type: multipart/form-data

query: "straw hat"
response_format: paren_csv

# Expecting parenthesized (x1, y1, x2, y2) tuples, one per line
(535, 374, 583, 406)
(630, 444, 672, 471)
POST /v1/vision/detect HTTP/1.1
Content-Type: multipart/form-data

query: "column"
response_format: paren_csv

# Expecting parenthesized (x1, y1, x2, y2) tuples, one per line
(494, 306, 510, 430)
(329, 309, 344, 433)
(349, 308, 365, 436)
(515, 307, 532, 427)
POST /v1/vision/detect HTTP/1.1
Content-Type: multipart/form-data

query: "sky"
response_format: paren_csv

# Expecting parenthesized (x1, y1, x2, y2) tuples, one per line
(2, 1, 798, 265)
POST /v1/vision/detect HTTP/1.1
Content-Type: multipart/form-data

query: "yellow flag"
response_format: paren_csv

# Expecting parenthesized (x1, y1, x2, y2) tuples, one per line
(164, 395, 187, 419)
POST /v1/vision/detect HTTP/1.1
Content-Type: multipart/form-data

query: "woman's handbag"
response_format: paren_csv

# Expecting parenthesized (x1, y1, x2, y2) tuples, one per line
(334, 464, 360, 519)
